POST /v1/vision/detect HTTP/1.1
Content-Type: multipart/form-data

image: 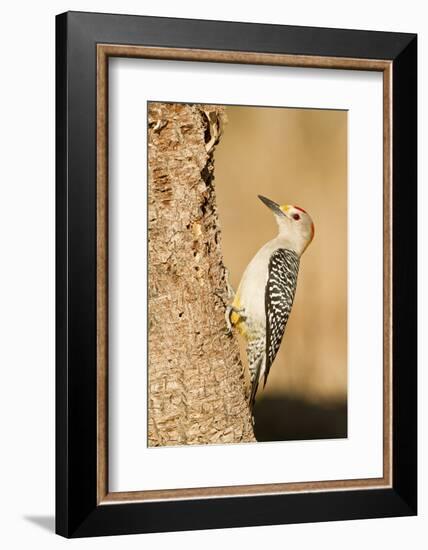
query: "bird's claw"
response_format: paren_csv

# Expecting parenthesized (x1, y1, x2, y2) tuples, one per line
(225, 305, 245, 336)
(225, 304, 234, 336)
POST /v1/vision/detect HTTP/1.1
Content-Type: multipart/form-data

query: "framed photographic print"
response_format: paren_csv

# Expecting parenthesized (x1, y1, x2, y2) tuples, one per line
(56, 11, 417, 538)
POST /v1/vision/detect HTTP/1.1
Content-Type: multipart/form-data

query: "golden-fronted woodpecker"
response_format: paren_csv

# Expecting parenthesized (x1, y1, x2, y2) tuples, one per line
(226, 195, 315, 412)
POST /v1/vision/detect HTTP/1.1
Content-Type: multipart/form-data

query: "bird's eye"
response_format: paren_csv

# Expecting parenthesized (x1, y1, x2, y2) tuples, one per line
(292, 213, 300, 221)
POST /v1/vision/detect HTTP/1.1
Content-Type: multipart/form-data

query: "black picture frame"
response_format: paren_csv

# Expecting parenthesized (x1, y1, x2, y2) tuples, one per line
(56, 11, 417, 538)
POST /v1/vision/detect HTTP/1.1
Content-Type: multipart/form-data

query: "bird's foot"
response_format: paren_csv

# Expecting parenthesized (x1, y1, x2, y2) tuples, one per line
(225, 305, 245, 336)
(223, 266, 235, 300)
(225, 304, 234, 335)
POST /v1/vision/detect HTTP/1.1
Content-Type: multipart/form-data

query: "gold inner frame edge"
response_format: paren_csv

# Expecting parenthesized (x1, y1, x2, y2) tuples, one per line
(96, 44, 393, 505)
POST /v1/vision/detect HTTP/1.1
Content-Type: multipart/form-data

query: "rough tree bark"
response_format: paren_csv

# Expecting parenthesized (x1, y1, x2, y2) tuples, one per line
(148, 102, 255, 446)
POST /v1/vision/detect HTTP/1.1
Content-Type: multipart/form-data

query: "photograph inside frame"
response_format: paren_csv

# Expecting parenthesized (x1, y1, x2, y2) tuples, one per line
(147, 102, 347, 447)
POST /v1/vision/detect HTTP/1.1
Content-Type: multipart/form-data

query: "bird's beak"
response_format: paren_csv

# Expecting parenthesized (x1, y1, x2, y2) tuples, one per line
(258, 195, 286, 217)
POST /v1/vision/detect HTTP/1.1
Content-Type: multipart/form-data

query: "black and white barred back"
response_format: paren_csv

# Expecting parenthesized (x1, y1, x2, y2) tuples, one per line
(248, 248, 300, 409)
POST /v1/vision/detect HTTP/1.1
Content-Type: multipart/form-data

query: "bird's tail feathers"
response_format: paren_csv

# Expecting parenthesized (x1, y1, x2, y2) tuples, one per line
(262, 367, 270, 389)
(249, 355, 264, 413)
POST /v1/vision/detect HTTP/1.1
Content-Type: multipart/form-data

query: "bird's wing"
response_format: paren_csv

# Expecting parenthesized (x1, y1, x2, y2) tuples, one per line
(264, 248, 300, 388)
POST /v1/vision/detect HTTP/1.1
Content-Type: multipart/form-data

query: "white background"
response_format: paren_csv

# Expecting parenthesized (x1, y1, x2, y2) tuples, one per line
(110, 60, 383, 491)
(0, 1, 425, 548)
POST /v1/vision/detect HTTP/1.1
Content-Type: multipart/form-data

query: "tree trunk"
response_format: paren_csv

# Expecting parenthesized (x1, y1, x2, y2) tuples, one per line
(148, 102, 255, 446)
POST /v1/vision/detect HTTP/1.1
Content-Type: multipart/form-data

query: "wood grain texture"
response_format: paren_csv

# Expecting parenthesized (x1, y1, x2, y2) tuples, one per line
(99, 44, 390, 71)
(383, 62, 393, 486)
(97, 46, 108, 503)
(147, 102, 255, 446)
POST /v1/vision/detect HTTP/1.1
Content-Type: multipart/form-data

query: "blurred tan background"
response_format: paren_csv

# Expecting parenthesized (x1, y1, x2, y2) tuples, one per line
(214, 105, 348, 441)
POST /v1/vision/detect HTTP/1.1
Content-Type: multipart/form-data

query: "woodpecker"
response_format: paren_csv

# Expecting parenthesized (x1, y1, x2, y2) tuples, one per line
(226, 195, 314, 412)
